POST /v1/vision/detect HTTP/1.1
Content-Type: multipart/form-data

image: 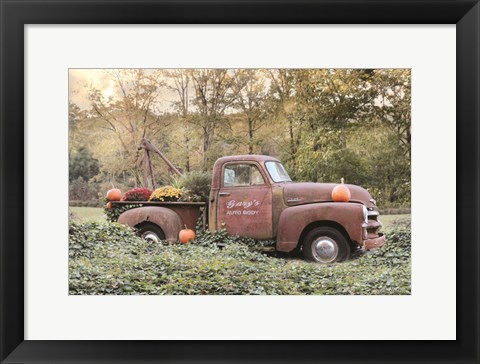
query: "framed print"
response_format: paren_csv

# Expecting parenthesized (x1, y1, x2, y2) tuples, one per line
(1, 0, 479, 363)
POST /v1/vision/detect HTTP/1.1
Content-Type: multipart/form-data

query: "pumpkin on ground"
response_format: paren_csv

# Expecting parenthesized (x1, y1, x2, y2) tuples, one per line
(106, 201, 113, 209)
(107, 188, 122, 201)
(331, 178, 351, 202)
(179, 226, 195, 244)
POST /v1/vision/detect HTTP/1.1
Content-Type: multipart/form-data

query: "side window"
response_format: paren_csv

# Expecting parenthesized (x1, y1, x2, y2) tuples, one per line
(251, 167, 265, 185)
(223, 164, 265, 187)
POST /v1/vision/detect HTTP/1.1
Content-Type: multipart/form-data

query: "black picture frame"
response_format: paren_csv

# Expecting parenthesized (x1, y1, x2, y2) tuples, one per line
(1, 1, 478, 363)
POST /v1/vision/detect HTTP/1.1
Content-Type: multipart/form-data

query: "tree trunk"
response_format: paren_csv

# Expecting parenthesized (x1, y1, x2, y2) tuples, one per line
(248, 118, 254, 154)
(184, 132, 191, 172)
(288, 116, 297, 171)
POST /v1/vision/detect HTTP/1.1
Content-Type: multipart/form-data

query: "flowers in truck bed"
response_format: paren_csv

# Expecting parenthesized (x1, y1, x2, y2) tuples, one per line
(122, 187, 153, 202)
(149, 186, 183, 202)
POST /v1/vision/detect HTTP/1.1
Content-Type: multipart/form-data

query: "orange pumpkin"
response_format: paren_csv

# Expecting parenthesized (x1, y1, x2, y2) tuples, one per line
(179, 225, 195, 244)
(331, 178, 351, 202)
(107, 188, 122, 201)
(106, 201, 113, 209)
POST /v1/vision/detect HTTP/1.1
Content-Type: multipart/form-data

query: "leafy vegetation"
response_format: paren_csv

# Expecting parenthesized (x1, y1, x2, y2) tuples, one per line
(103, 202, 143, 222)
(69, 147, 100, 182)
(69, 147, 100, 201)
(69, 220, 410, 295)
(69, 177, 99, 201)
(177, 171, 212, 202)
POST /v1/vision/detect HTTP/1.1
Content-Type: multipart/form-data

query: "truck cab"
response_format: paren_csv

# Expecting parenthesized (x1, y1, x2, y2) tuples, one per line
(208, 155, 385, 263)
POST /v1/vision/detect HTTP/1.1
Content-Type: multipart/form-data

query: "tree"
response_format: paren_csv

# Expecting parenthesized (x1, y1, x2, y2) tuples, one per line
(287, 69, 378, 181)
(68, 101, 88, 157)
(87, 69, 168, 184)
(231, 69, 268, 154)
(69, 147, 100, 182)
(266, 69, 300, 173)
(372, 69, 411, 159)
(189, 69, 237, 169)
(69, 177, 98, 201)
(167, 70, 193, 172)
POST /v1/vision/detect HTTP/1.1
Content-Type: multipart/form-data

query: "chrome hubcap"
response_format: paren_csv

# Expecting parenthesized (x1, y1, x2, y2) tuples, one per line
(312, 237, 338, 263)
(142, 231, 160, 243)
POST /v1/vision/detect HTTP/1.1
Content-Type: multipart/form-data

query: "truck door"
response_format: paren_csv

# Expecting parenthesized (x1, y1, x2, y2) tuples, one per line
(216, 162, 273, 240)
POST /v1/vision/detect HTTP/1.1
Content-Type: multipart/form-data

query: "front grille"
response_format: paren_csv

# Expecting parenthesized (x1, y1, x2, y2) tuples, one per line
(367, 212, 382, 239)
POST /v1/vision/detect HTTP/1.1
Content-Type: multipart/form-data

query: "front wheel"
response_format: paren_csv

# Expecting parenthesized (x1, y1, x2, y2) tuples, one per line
(302, 227, 351, 263)
(135, 222, 165, 243)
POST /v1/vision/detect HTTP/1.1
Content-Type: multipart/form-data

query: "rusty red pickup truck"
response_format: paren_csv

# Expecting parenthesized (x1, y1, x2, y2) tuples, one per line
(113, 155, 385, 263)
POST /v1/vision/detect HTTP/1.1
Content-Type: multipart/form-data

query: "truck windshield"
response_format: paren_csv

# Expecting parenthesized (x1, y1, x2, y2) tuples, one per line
(265, 161, 292, 183)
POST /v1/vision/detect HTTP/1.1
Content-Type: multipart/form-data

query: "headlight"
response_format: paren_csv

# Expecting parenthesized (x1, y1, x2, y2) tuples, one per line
(363, 205, 368, 224)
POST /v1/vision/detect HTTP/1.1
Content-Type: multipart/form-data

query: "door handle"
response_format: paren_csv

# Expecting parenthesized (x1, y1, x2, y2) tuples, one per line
(219, 192, 231, 196)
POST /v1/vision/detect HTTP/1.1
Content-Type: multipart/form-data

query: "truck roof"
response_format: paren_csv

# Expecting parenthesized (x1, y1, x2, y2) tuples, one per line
(214, 154, 281, 165)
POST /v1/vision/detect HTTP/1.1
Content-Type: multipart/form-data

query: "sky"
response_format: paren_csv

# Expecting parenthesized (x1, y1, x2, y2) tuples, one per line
(69, 69, 112, 109)
(69, 69, 179, 111)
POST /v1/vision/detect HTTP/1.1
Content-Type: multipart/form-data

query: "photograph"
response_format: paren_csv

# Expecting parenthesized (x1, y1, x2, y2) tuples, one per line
(68, 68, 411, 295)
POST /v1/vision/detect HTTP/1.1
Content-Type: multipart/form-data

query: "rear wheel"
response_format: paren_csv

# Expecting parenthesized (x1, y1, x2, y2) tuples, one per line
(136, 222, 165, 243)
(302, 226, 350, 263)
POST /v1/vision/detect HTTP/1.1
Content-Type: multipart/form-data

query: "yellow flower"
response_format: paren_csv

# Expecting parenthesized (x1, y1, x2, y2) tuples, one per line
(149, 186, 183, 202)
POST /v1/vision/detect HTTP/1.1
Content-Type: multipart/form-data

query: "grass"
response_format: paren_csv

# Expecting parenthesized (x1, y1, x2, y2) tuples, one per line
(69, 207, 106, 222)
(68, 207, 411, 295)
(380, 214, 410, 229)
(69, 221, 411, 295)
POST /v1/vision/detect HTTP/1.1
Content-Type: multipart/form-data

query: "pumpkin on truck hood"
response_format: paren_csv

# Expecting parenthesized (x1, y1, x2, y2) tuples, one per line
(282, 182, 376, 208)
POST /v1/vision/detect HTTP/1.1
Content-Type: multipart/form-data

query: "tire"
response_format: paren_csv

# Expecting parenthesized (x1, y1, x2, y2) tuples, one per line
(136, 222, 165, 243)
(302, 226, 351, 263)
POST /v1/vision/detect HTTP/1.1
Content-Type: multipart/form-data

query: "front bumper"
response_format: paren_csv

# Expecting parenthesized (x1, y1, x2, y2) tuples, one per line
(363, 233, 386, 250)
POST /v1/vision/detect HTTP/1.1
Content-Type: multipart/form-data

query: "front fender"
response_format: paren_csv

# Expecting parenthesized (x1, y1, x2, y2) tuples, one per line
(118, 206, 183, 242)
(276, 202, 365, 252)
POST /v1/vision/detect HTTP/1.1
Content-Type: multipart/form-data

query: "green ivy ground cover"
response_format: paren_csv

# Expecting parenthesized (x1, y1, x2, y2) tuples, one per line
(69, 220, 411, 295)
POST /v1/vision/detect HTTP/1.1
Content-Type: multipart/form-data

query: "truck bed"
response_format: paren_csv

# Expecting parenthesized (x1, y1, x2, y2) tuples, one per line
(111, 201, 207, 231)
(111, 201, 206, 207)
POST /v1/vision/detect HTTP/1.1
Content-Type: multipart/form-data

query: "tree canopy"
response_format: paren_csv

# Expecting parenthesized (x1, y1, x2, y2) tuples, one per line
(69, 68, 411, 207)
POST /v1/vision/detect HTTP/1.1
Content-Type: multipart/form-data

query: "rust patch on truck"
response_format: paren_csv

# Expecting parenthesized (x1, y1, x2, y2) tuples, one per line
(283, 182, 376, 208)
(276, 202, 366, 252)
(364, 233, 386, 250)
(214, 159, 274, 240)
(117, 206, 183, 242)
(114, 202, 205, 242)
